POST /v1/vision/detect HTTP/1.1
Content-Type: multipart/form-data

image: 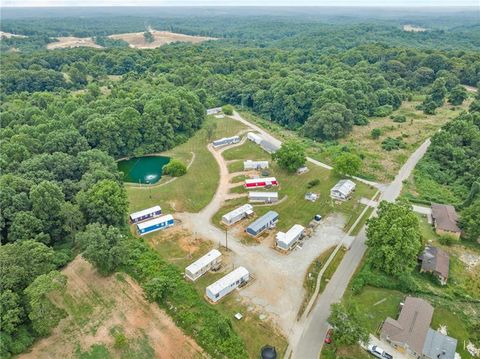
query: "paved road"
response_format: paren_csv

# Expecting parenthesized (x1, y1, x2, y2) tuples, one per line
(290, 138, 432, 359)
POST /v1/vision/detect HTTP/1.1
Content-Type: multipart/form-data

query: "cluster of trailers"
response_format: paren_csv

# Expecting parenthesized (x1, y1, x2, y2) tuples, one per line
(129, 205, 175, 235)
(184, 249, 250, 303)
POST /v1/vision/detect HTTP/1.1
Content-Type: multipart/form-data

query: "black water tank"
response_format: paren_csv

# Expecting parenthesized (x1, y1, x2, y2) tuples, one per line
(260, 345, 277, 359)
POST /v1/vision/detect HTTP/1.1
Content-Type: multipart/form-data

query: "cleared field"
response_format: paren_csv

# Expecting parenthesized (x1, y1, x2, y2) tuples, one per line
(213, 141, 376, 233)
(127, 116, 248, 214)
(0, 31, 27, 38)
(108, 30, 215, 49)
(47, 37, 103, 49)
(19, 256, 203, 359)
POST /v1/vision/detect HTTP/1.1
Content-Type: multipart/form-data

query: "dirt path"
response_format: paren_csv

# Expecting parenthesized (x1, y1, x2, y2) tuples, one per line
(20, 256, 203, 359)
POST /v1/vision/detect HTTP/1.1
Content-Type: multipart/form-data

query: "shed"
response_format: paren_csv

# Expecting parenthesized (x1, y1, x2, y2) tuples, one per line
(422, 328, 457, 359)
(330, 179, 356, 200)
(246, 211, 279, 236)
(206, 107, 222, 115)
(431, 204, 461, 239)
(206, 266, 249, 302)
(248, 191, 279, 203)
(136, 214, 174, 235)
(185, 249, 222, 281)
(212, 136, 240, 148)
(305, 192, 319, 202)
(260, 140, 280, 154)
(244, 160, 269, 171)
(129, 205, 161, 223)
(247, 132, 263, 144)
(276, 224, 305, 250)
(418, 246, 449, 285)
(222, 204, 254, 225)
(244, 177, 278, 189)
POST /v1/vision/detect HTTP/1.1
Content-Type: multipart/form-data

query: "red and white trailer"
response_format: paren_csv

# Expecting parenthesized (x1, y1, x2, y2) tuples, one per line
(244, 177, 278, 189)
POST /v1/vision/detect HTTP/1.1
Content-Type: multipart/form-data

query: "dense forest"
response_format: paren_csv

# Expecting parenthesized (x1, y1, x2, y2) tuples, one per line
(1, 8, 479, 358)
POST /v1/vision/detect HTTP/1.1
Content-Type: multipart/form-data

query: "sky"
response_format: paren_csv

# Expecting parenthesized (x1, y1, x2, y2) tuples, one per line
(1, 0, 479, 7)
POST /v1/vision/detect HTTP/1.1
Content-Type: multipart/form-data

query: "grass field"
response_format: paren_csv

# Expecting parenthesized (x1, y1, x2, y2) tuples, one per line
(239, 98, 471, 182)
(126, 116, 247, 214)
(213, 141, 376, 233)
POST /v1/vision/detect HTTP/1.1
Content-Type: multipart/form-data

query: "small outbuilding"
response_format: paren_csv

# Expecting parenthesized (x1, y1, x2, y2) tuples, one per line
(212, 136, 240, 148)
(247, 132, 263, 144)
(129, 205, 161, 223)
(244, 160, 269, 171)
(205, 266, 250, 302)
(260, 139, 280, 154)
(248, 191, 279, 203)
(330, 179, 356, 201)
(276, 224, 305, 251)
(222, 204, 254, 225)
(418, 245, 449, 285)
(136, 214, 174, 235)
(305, 192, 319, 202)
(185, 249, 222, 281)
(206, 107, 222, 115)
(244, 177, 278, 189)
(431, 203, 461, 239)
(246, 211, 279, 236)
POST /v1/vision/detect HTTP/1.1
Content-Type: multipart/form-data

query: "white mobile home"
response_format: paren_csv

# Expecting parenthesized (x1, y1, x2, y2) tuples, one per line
(212, 136, 241, 148)
(276, 224, 305, 251)
(222, 204, 254, 225)
(136, 214, 174, 235)
(330, 179, 356, 201)
(260, 140, 280, 154)
(185, 249, 222, 281)
(244, 160, 269, 171)
(129, 205, 162, 223)
(206, 107, 222, 115)
(247, 132, 263, 144)
(206, 266, 250, 302)
(248, 191, 279, 203)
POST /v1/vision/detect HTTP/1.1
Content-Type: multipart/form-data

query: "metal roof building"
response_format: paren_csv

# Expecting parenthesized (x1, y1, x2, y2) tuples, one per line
(276, 224, 305, 250)
(212, 136, 240, 148)
(422, 329, 457, 359)
(129, 205, 162, 223)
(185, 249, 222, 281)
(206, 266, 249, 302)
(330, 179, 356, 200)
(222, 204, 254, 225)
(136, 214, 174, 235)
(247, 132, 263, 144)
(246, 211, 279, 236)
(248, 191, 279, 203)
(260, 140, 280, 154)
(244, 160, 269, 170)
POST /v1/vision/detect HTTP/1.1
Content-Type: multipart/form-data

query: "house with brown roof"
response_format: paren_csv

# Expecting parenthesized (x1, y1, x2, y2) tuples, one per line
(380, 297, 434, 358)
(431, 204, 461, 239)
(418, 246, 450, 285)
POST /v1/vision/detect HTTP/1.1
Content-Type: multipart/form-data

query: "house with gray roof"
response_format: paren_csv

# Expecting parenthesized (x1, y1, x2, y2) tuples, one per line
(431, 204, 461, 239)
(422, 328, 457, 359)
(418, 246, 450, 285)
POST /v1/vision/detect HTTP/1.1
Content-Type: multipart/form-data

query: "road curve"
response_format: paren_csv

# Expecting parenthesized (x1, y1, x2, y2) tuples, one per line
(289, 138, 432, 359)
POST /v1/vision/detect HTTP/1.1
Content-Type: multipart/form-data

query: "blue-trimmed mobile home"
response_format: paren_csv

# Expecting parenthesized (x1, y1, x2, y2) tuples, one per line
(246, 211, 279, 237)
(129, 205, 162, 223)
(136, 214, 174, 235)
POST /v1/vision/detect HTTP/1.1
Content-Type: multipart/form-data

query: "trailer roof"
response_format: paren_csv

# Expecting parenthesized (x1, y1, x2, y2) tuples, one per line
(222, 204, 253, 222)
(136, 214, 174, 230)
(247, 211, 279, 232)
(331, 179, 356, 196)
(277, 224, 305, 248)
(185, 249, 221, 275)
(245, 177, 277, 184)
(248, 191, 278, 198)
(206, 266, 249, 295)
(130, 205, 161, 220)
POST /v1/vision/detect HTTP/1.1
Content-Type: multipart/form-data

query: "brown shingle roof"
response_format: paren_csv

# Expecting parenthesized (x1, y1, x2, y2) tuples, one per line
(431, 203, 461, 233)
(419, 246, 450, 280)
(381, 297, 434, 355)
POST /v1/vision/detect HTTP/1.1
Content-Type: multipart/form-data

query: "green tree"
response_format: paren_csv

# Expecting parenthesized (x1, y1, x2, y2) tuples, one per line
(328, 303, 369, 345)
(76, 223, 127, 275)
(459, 199, 480, 242)
(76, 179, 128, 227)
(423, 100, 437, 115)
(366, 201, 422, 276)
(7, 211, 46, 243)
(303, 103, 354, 140)
(448, 85, 468, 106)
(371, 128, 382, 139)
(163, 159, 187, 177)
(143, 31, 154, 43)
(0, 290, 24, 335)
(222, 104, 234, 115)
(272, 140, 306, 172)
(334, 152, 362, 176)
(24, 270, 67, 336)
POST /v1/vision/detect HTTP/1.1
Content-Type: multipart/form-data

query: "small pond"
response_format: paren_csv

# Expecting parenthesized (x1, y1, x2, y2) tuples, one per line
(117, 156, 170, 185)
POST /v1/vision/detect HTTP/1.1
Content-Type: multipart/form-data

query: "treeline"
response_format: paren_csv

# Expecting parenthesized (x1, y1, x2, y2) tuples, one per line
(0, 78, 209, 357)
(410, 98, 480, 241)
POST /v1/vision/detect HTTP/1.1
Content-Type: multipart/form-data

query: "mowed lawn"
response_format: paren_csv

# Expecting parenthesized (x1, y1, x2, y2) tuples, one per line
(127, 116, 247, 213)
(213, 141, 376, 232)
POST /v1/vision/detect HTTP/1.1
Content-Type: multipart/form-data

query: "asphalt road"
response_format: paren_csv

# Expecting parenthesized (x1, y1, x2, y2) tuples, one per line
(290, 138, 432, 359)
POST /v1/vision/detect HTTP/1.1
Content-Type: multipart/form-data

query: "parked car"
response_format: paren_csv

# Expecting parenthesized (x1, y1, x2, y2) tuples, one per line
(367, 344, 393, 359)
(324, 328, 333, 344)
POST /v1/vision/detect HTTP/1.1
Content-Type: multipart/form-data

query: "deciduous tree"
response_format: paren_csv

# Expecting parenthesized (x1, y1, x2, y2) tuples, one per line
(272, 140, 306, 172)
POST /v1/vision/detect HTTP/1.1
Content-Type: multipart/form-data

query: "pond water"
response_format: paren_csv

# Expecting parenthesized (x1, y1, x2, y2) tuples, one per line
(117, 156, 170, 184)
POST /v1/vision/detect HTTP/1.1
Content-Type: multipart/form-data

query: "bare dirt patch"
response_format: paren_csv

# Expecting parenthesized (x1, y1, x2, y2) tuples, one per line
(0, 31, 27, 38)
(47, 37, 103, 50)
(19, 256, 203, 359)
(403, 24, 427, 32)
(108, 30, 215, 49)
